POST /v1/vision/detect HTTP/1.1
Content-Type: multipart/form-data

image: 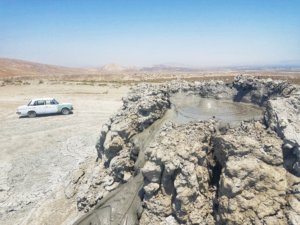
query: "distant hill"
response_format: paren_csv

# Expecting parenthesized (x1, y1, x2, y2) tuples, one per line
(101, 63, 199, 73)
(141, 64, 199, 72)
(0, 59, 141, 77)
(1, 58, 299, 79)
(0, 58, 94, 77)
(101, 63, 127, 72)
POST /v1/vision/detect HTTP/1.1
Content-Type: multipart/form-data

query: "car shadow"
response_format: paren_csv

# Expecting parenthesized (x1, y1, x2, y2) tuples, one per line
(19, 112, 73, 119)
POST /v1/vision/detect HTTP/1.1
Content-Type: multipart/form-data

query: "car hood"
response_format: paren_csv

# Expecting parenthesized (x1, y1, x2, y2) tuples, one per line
(60, 102, 72, 106)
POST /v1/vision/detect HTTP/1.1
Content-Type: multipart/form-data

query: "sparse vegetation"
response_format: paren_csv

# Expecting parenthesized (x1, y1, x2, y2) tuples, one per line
(98, 83, 108, 86)
(3, 78, 13, 84)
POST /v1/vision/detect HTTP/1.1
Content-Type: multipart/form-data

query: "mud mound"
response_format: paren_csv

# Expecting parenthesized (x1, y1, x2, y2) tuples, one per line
(73, 75, 300, 225)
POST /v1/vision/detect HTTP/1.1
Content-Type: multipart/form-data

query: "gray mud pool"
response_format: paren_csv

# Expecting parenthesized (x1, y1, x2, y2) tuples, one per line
(169, 94, 263, 125)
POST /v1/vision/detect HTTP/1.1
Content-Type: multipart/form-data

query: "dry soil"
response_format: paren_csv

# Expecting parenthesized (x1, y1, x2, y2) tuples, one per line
(0, 82, 129, 225)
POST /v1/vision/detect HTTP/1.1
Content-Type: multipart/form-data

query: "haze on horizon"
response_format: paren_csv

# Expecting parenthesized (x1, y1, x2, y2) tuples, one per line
(0, 0, 299, 68)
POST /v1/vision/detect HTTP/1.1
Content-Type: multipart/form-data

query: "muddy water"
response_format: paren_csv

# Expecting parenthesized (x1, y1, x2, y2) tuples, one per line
(74, 94, 263, 225)
(170, 94, 263, 125)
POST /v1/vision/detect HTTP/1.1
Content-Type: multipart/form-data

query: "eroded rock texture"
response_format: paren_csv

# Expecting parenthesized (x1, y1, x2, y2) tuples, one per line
(74, 84, 170, 212)
(213, 122, 288, 225)
(141, 121, 216, 225)
(139, 118, 300, 225)
(265, 92, 300, 175)
(73, 75, 300, 225)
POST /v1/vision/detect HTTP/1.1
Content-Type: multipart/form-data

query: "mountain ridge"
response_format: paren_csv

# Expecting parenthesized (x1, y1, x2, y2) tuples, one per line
(1, 58, 300, 77)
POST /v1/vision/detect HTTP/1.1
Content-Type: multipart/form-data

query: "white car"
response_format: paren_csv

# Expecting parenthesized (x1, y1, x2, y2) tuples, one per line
(17, 98, 73, 118)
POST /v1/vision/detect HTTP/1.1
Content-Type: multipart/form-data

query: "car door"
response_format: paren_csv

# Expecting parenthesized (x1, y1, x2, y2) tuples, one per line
(33, 100, 46, 114)
(45, 99, 58, 114)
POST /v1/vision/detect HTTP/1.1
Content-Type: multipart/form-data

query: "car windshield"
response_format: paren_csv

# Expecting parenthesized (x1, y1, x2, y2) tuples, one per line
(27, 100, 32, 106)
(52, 99, 59, 104)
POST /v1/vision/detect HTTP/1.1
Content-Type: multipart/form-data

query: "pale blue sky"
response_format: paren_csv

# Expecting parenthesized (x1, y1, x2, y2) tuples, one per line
(0, 0, 299, 67)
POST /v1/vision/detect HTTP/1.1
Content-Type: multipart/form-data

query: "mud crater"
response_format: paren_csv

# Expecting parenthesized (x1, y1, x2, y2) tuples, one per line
(169, 93, 263, 125)
(74, 75, 300, 225)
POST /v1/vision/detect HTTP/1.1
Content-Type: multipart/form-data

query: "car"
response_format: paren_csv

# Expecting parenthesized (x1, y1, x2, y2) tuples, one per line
(16, 98, 73, 118)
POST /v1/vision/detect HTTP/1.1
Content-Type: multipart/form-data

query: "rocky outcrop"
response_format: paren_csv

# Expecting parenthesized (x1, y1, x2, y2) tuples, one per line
(232, 75, 300, 177)
(212, 122, 288, 225)
(141, 121, 215, 224)
(139, 119, 300, 225)
(75, 84, 170, 212)
(73, 75, 300, 225)
(233, 75, 296, 105)
(98, 83, 170, 179)
(265, 88, 300, 175)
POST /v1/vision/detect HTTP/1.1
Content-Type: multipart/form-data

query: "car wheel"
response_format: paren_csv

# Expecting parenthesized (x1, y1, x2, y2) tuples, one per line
(28, 111, 36, 118)
(61, 108, 70, 115)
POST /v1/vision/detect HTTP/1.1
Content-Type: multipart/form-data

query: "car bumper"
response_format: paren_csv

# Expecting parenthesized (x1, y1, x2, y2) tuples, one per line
(16, 111, 27, 116)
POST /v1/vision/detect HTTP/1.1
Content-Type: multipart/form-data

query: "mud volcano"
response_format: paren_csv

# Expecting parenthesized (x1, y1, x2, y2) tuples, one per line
(73, 75, 300, 225)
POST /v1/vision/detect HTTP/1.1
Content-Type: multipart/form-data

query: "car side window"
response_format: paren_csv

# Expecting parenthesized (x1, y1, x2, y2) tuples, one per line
(35, 100, 45, 106)
(45, 100, 52, 105)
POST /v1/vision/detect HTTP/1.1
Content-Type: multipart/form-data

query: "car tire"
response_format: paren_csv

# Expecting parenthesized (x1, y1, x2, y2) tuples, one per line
(28, 111, 36, 118)
(61, 108, 70, 115)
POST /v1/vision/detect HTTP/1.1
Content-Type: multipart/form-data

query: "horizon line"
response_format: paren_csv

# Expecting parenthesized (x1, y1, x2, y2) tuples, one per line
(1, 57, 300, 70)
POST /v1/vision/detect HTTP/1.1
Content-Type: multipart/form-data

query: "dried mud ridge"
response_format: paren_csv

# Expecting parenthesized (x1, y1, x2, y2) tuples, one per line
(71, 75, 300, 225)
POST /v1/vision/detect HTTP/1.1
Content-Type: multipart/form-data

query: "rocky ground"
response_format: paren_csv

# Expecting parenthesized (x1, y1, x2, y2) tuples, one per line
(72, 75, 300, 225)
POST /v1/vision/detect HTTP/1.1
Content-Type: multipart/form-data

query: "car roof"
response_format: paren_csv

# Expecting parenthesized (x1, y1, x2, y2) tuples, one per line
(31, 98, 55, 101)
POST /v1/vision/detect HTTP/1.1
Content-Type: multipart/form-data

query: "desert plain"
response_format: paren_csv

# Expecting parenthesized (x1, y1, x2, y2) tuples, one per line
(0, 79, 129, 224)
